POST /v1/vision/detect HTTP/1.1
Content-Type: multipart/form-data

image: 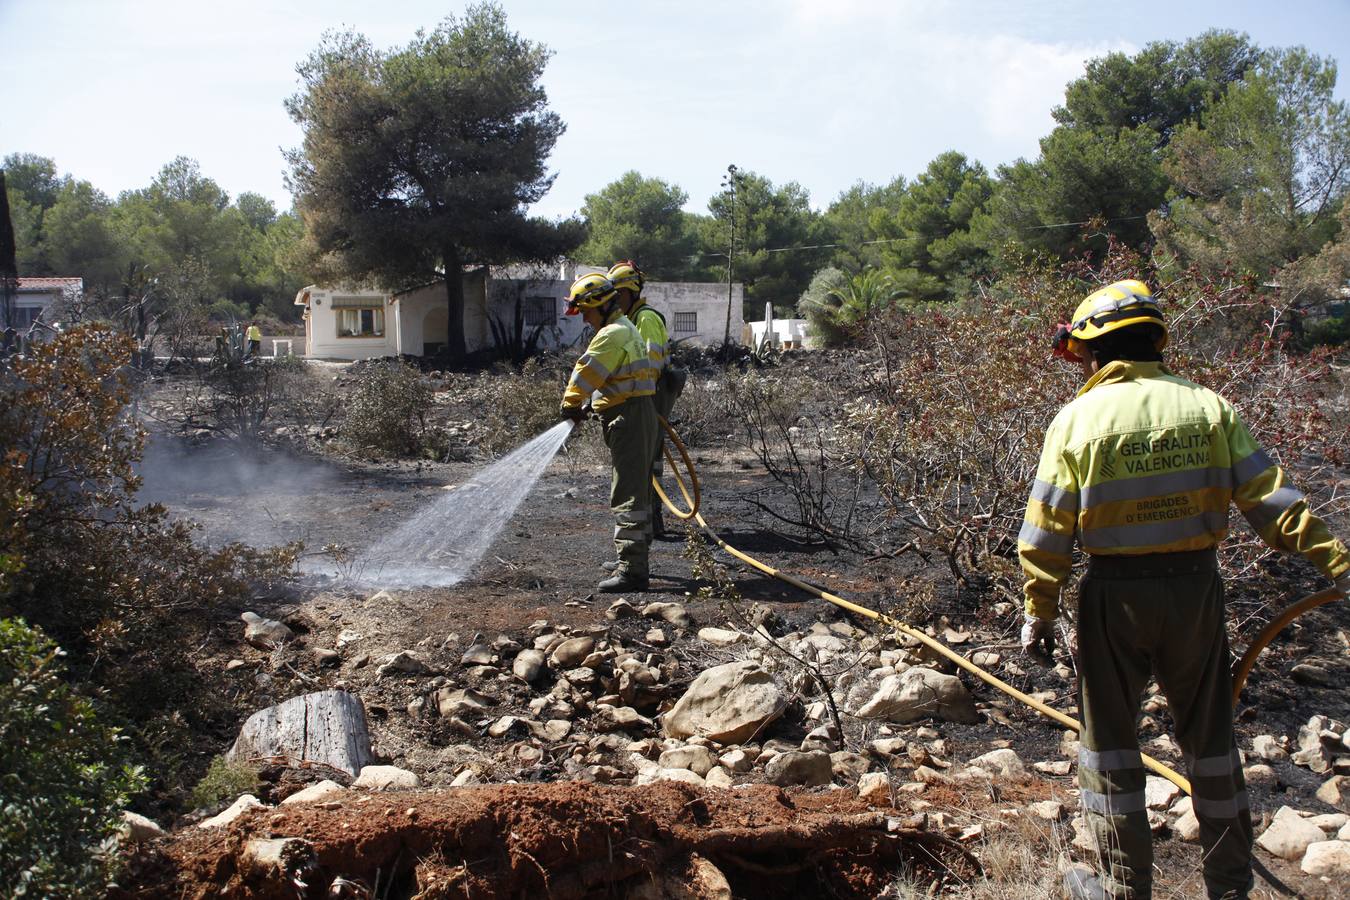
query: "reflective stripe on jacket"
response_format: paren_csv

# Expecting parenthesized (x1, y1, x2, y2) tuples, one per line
(628, 301, 670, 376)
(561, 309, 657, 413)
(1019, 361, 1349, 619)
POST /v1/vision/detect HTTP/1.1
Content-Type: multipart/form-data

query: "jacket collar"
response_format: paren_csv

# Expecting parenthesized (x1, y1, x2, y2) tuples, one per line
(1077, 360, 1170, 398)
(602, 307, 625, 327)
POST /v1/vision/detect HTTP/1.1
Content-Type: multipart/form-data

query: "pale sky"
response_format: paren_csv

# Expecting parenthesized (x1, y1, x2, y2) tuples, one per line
(3, 0, 1348, 219)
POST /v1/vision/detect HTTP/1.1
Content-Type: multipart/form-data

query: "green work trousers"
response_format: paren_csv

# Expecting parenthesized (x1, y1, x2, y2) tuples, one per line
(648, 372, 681, 521)
(601, 396, 659, 577)
(1077, 550, 1253, 900)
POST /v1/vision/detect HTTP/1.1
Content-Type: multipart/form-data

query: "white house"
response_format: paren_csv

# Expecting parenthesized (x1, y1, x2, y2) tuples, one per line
(294, 263, 745, 361)
(6, 277, 82, 332)
(746, 301, 812, 350)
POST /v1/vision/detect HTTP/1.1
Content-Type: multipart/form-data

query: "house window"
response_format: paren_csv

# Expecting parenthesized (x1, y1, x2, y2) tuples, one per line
(11, 306, 42, 329)
(523, 297, 555, 328)
(673, 311, 697, 334)
(337, 307, 385, 338)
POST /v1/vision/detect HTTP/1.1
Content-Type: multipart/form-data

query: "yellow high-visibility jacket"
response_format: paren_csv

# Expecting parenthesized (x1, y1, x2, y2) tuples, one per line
(246, 325, 262, 341)
(627, 300, 670, 377)
(1019, 361, 1349, 619)
(561, 309, 657, 414)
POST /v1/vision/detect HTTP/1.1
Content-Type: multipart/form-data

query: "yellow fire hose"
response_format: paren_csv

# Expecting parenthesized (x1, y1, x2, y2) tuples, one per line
(651, 417, 1346, 796)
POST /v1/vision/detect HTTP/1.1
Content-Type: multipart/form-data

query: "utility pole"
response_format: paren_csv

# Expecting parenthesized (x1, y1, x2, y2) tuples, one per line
(721, 164, 741, 346)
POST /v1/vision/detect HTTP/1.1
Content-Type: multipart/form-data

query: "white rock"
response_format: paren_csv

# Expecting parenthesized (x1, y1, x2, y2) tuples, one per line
(1243, 764, 1277, 788)
(595, 705, 654, 732)
(377, 650, 429, 677)
(853, 667, 978, 724)
(1030, 800, 1064, 821)
(858, 772, 891, 803)
(1252, 734, 1287, 761)
(663, 661, 786, 745)
(659, 745, 718, 776)
(352, 765, 421, 791)
(1174, 808, 1200, 842)
(967, 748, 1026, 780)
(550, 636, 595, 668)
(120, 811, 166, 842)
(335, 629, 363, 649)
(1257, 806, 1327, 860)
(1310, 813, 1349, 833)
(241, 612, 293, 649)
(1338, 821, 1350, 841)
(705, 766, 734, 789)
(512, 649, 547, 683)
(1301, 840, 1350, 876)
(1034, 759, 1073, 777)
(281, 779, 345, 805)
(199, 794, 264, 829)
(640, 602, 694, 629)
(697, 627, 746, 647)
(636, 767, 706, 787)
(1145, 776, 1181, 810)
(1316, 775, 1347, 809)
(764, 750, 833, 787)
(719, 748, 755, 773)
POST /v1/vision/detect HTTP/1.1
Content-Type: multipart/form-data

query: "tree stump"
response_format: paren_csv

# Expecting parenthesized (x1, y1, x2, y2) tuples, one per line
(227, 690, 375, 776)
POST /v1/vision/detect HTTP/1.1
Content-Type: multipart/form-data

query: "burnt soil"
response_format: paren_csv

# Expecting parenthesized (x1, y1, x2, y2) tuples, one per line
(120, 358, 1350, 899)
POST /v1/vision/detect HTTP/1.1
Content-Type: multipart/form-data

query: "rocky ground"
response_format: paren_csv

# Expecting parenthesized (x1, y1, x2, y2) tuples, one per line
(115, 361, 1350, 898)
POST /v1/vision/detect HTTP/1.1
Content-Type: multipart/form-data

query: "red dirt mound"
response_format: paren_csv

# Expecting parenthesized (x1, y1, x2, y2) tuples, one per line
(114, 781, 977, 899)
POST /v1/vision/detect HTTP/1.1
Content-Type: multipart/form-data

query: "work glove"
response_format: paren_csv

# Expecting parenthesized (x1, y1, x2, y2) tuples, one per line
(1020, 613, 1056, 659)
(559, 405, 586, 424)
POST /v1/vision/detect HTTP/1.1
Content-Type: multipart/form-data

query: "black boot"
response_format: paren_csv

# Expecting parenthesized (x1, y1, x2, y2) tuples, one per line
(1063, 867, 1109, 900)
(598, 570, 648, 593)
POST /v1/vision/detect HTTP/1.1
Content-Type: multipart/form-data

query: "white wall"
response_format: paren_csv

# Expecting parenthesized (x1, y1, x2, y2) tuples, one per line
(298, 286, 396, 360)
(643, 282, 745, 346)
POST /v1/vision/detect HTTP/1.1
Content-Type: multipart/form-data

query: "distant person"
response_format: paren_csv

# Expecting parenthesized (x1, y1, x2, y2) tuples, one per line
(609, 260, 685, 540)
(1018, 280, 1350, 900)
(246, 321, 262, 358)
(558, 273, 659, 592)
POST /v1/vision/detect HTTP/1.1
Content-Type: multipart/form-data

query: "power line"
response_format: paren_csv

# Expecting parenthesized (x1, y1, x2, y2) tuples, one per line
(683, 213, 1153, 261)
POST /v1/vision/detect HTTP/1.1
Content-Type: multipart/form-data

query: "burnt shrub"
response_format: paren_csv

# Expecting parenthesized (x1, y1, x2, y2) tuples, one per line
(338, 359, 433, 456)
(0, 327, 297, 808)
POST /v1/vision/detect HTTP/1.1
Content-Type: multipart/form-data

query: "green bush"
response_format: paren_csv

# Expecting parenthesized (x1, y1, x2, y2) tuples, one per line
(0, 618, 146, 898)
(339, 360, 433, 457)
(189, 754, 259, 810)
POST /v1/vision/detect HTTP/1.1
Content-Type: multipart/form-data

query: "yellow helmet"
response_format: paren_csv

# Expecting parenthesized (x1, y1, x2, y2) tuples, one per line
(565, 273, 617, 316)
(1068, 280, 1168, 348)
(607, 260, 644, 294)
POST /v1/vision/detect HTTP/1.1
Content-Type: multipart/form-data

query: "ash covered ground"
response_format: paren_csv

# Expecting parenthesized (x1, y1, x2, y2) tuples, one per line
(119, 354, 1350, 899)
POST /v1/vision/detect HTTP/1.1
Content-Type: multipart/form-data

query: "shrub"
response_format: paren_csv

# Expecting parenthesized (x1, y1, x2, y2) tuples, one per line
(0, 326, 298, 808)
(189, 755, 260, 810)
(339, 359, 433, 456)
(0, 618, 146, 898)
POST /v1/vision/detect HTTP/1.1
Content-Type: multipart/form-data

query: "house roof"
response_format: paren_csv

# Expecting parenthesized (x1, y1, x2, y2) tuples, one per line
(17, 277, 82, 292)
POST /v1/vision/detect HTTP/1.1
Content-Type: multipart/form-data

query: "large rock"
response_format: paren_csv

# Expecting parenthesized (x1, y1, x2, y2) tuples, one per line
(550, 637, 595, 668)
(241, 611, 293, 649)
(1257, 807, 1326, 860)
(120, 811, 166, 843)
(1301, 840, 1350, 876)
(199, 794, 264, 829)
(352, 765, 421, 791)
(967, 748, 1025, 780)
(663, 661, 786, 745)
(1317, 775, 1348, 810)
(765, 750, 833, 787)
(281, 779, 345, 805)
(512, 649, 547, 683)
(659, 745, 718, 776)
(227, 690, 375, 776)
(853, 667, 978, 724)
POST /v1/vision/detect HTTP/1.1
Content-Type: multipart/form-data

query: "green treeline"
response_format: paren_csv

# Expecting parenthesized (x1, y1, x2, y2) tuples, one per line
(6, 29, 1349, 334)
